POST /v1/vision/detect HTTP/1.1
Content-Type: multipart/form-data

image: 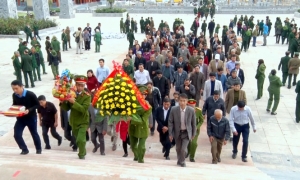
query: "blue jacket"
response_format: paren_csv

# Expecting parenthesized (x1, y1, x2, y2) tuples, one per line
(215, 73, 227, 92)
(263, 24, 269, 35)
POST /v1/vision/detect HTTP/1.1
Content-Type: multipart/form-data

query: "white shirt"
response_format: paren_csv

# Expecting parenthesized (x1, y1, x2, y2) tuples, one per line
(163, 108, 169, 121)
(134, 69, 150, 85)
(199, 64, 203, 73)
(236, 68, 240, 76)
(229, 105, 256, 132)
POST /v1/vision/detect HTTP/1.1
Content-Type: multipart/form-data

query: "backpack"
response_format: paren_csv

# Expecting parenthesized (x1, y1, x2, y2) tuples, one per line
(75, 32, 80, 43)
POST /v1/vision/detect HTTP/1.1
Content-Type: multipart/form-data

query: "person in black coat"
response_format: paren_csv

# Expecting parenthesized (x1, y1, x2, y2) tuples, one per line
(170, 91, 179, 107)
(141, 39, 151, 52)
(155, 98, 175, 159)
(208, 20, 216, 38)
(179, 78, 196, 99)
(231, 62, 245, 86)
(203, 44, 212, 64)
(174, 56, 189, 72)
(145, 54, 161, 80)
(60, 108, 77, 151)
(153, 70, 170, 102)
(134, 51, 146, 70)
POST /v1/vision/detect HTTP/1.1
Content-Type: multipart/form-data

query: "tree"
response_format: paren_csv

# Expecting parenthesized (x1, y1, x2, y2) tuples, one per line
(107, 0, 115, 9)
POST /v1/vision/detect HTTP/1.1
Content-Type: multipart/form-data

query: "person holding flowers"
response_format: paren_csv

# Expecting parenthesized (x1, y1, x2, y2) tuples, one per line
(60, 75, 91, 160)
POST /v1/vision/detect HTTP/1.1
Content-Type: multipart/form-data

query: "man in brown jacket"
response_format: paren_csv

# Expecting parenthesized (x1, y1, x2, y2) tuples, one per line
(287, 52, 300, 88)
(208, 54, 224, 73)
(190, 65, 205, 106)
(225, 83, 247, 114)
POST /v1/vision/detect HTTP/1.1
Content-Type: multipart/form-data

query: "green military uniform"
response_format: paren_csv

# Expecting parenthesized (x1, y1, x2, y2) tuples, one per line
(125, 19, 130, 33)
(131, 18, 135, 32)
(61, 32, 68, 51)
(286, 21, 291, 44)
(12, 55, 22, 83)
(288, 54, 300, 88)
(24, 25, 32, 42)
(129, 85, 152, 163)
(215, 25, 220, 34)
(278, 55, 291, 85)
(233, 15, 237, 25)
(49, 50, 59, 79)
(255, 63, 266, 99)
(120, 18, 124, 33)
(18, 43, 29, 56)
(193, 7, 197, 15)
(159, 20, 165, 31)
(150, 19, 154, 29)
(51, 36, 61, 62)
(33, 23, 41, 40)
(241, 29, 250, 52)
(30, 39, 40, 48)
(140, 18, 145, 33)
(295, 80, 300, 123)
(201, 21, 207, 37)
(45, 40, 52, 62)
(94, 32, 102, 53)
(189, 55, 200, 72)
(186, 100, 204, 162)
(31, 51, 41, 81)
(36, 46, 46, 74)
(127, 30, 135, 49)
(267, 20, 272, 35)
(123, 64, 134, 78)
(21, 52, 35, 88)
(267, 73, 282, 113)
(60, 76, 91, 159)
(249, 20, 254, 29)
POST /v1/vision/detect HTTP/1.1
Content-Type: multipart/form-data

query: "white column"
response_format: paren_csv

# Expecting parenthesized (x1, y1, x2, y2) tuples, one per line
(0, 0, 18, 18)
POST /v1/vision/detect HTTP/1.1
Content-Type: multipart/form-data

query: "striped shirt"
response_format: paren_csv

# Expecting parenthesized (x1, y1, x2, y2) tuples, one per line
(229, 105, 256, 132)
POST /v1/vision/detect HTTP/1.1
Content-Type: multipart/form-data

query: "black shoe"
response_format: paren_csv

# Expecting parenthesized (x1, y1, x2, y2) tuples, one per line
(296, 120, 299, 123)
(25, 86, 29, 88)
(38, 78, 41, 81)
(190, 159, 195, 162)
(151, 132, 154, 136)
(293, 83, 297, 86)
(111, 136, 114, 142)
(92, 144, 100, 153)
(20, 150, 29, 155)
(177, 162, 181, 166)
(212, 161, 217, 164)
(288, 86, 291, 89)
(181, 163, 186, 167)
(100, 152, 105, 156)
(36, 150, 42, 154)
(266, 109, 270, 112)
(123, 153, 128, 157)
(218, 158, 221, 162)
(262, 44, 266, 46)
(133, 157, 138, 161)
(31, 85, 35, 88)
(69, 142, 74, 147)
(58, 137, 62, 146)
(162, 147, 165, 153)
(255, 98, 260, 100)
(185, 152, 189, 158)
(72, 148, 77, 152)
(232, 153, 237, 159)
(242, 158, 248, 162)
(165, 156, 170, 160)
(45, 145, 51, 150)
(271, 112, 277, 115)
(79, 156, 85, 160)
(282, 84, 285, 86)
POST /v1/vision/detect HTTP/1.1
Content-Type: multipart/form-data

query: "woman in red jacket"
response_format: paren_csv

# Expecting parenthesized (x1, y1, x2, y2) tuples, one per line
(116, 120, 130, 157)
(188, 43, 195, 55)
(86, 69, 98, 94)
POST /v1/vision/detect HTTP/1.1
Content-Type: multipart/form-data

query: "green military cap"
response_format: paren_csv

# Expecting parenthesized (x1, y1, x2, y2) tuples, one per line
(19, 38, 23, 40)
(295, 52, 299, 55)
(137, 85, 148, 95)
(74, 75, 88, 84)
(187, 99, 196, 105)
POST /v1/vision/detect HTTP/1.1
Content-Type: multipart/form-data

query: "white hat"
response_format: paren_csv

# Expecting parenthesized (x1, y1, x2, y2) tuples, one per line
(215, 54, 220, 60)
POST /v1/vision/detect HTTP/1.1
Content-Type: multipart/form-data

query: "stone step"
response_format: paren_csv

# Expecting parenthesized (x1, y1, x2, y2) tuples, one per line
(0, 146, 273, 179)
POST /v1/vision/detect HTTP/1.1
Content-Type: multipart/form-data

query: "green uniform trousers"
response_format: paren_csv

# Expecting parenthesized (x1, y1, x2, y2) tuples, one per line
(288, 74, 298, 87)
(126, 26, 130, 33)
(23, 71, 34, 87)
(26, 33, 32, 42)
(72, 127, 87, 158)
(63, 41, 68, 51)
(95, 42, 100, 52)
(241, 40, 248, 52)
(267, 91, 280, 113)
(187, 128, 200, 160)
(201, 29, 206, 37)
(130, 136, 146, 163)
(129, 41, 133, 49)
(33, 66, 41, 81)
(51, 64, 59, 79)
(257, 77, 264, 99)
(40, 60, 46, 74)
(15, 70, 22, 83)
(296, 101, 300, 123)
(282, 72, 288, 85)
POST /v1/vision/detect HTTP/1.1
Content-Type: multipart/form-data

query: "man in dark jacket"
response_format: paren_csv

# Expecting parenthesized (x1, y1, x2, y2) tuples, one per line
(145, 54, 161, 80)
(179, 78, 196, 99)
(278, 51, 291, 86)
(134, 51, 146, 70)
(146, 81, 162, 136)
(153, 70, 170, 102)
(202, 90, 226, 120)
(207, 109, 230, 164)
(231, 62, 245, 86)
(208, 20, 216, 38)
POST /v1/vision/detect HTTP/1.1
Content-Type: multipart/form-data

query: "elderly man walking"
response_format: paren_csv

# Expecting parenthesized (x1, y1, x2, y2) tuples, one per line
(207, 109, 230, 164)
(229, 101, 256, 162)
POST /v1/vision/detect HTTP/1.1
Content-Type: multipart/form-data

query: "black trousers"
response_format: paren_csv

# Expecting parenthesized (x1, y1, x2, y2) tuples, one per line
(42, 124, 61, 147)
(150, 107, 156, 133)
(64, 123, 77, 150)
(159, 132, 174, 157)
(276, 35, 281, 43)
(85, 40, 90, 50)
(232, 123, 249, 158)
(288, 74, 298, 87)
(34, 32, 41, 40)
(91, 129, 105, 153)
(122, 133, 130, 154)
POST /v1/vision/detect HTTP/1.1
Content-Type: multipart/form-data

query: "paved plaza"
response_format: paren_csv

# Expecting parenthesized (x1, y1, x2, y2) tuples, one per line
(0, 13, 300, 179)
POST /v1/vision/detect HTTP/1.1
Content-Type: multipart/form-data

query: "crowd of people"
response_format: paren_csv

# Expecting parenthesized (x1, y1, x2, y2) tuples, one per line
(9, 12, 300, 169)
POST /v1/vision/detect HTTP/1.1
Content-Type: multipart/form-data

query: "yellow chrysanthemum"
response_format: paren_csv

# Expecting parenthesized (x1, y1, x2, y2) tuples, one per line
(117, 74, 121, 77)
(99, 110, 104, 114)
(132, 96, 136, 101)
(121, 111, 126, 115)
(108, 92, 113, 96)
(132, 103, 137, 108)
(103, 95, 108, 99)
(123, 77, 129, 81)
(125, 96, 130, 101)
(121, 87, 126, 91)
(130, 90, 135, 94)
(121, 93, 125, 97)
(115, 86, 120, 90)
(109, 87, 114, 91)
(114, 111, 118, 115)
(128, 84, 132, 88)
(132, 109, 136, 114)
(127, 107, 131, 111)
(115, 91, 120, 95)
(125, 89, 129, 93)
(110, 82, 115, 86)
(108, 78, 114, 82)
(105, 100, 109, 104)
(116, 103, 120, 108)
(115, 79, 120, 82)
(127, 111, 132, 116)
(114, 97, 118, 101)
(102, 83, 108, 87)
(127, 102, 131, 106)
(99, 90, 104, 95)
(119, 98, 124, 103)
(121, 104, 125, 109)
(109, 99, 113, 103)
(98, 96, 102, 100)
(121, 82, 127, 86)
(105, 105, 110, 109)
